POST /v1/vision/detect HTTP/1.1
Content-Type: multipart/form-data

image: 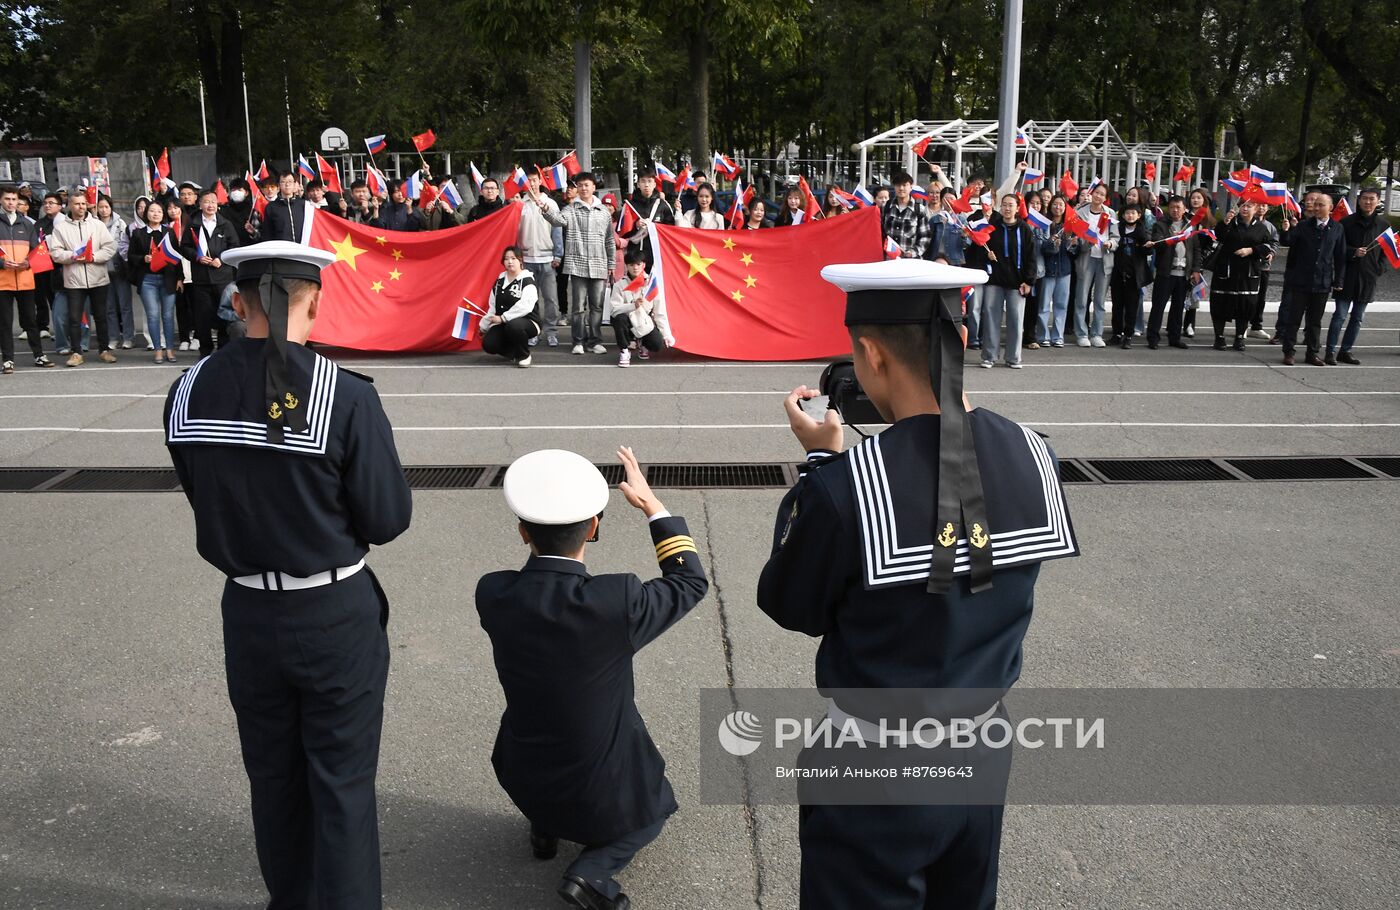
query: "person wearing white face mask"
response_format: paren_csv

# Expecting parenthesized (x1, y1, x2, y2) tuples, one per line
(221, 178, 257, 245)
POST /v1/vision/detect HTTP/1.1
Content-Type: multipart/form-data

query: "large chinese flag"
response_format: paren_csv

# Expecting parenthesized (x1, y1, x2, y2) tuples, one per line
(649, 205, 881, 360)
(303, 204, 522, 352)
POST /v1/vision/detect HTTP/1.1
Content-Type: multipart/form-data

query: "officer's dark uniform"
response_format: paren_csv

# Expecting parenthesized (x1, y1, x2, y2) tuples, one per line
(758, 260, 1080, 909)
(165, 243, 412, 909)
(476, 511, 708, 903)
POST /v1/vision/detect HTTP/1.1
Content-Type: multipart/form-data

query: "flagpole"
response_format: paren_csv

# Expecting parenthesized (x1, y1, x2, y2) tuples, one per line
(197, 76, 209, 146)
(283, 67, 294, 169)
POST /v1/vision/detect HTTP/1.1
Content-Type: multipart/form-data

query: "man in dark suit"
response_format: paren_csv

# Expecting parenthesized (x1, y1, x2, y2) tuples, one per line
(176, 187, 241, 357)
(1144, 195, 1200, 349)
(260, 170, 311, 243)
(1277, 191, 1348, 366)
(476, 446, 708, 910)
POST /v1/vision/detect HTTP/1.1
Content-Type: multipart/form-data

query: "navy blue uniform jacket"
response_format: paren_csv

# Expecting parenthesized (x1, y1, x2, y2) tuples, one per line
(476, 515, 709, 844)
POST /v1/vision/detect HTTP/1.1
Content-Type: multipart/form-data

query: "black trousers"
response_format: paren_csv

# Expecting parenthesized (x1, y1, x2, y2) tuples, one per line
(189, 282, 229, 357)
(1251, 271, 1271, 330)
(565, 816, 666, 901)
(1278, 288, 1330, 357)
(610, 315, 665, 352)
(1148, 274, 1188, 345)
(29, 271, 53, 334)
(1211, 294, 1250, 341)
(66, 285, 110, 354)
(221, 569, 390, 910)
(480, 317, 539, 361)
(1, 289, 45, 361)
(1109, 275, 1141, 340)
(176, 284, 195, 342)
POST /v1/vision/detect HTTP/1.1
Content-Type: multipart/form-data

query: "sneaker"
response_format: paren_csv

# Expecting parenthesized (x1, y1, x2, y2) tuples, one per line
(1, 361, 12, 374)
(33, 355, 54, 368)
(17, 330, 26, 341)
(1249, 328, 1270, 339)
(589, 344, 607, 354)
(40, 329, 50, 339)
(146, 341, 155, 351)
(57, 346, 71, 355)
(1109, 334, 1123, 346)
(106, 340, 116, 351)
(968, 342, 981, 350)
(1007, 362, 1023, 369)
(1089, 336, 1105, 347)
(1076, 337, 1091, 347)
(1051, 340, 1065, 348)
(99, 350, 117, 363)
(547, 334, 558, 346)
(618, 350, 631, 368)
(637, 347, 650, 360)
(1133, 330, 1143, 337)
(1184, 325, 1195, 337)
(571, 344, 584, 355)
(980, 361, 994, 369)
(516, 355, 532, 368)
(121, 339, 133, 349)
(527, 336, 538, 347)
(556, 318, 569, 327)
(66, 353, 83, 367)
(179, 340, 190, 351)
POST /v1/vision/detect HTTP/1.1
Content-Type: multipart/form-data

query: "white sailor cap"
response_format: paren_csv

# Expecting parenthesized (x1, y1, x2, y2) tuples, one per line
(504, 450, 610, 524)
(821, 259, 986, 325)
(223, 241, 336, 284)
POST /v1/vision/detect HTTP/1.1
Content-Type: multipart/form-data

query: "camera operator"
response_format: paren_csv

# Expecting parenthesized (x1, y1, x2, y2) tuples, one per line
(755, 258, 1081, 909)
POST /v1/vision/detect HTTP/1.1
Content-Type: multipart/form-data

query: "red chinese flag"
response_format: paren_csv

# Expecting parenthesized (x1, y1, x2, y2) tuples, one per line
(255, 159, 270, 180)
(560, 150, 581, 176)
(1143, 162, 1156, 184)
(418, 183, 439, 209)
(617, 201, 639, 236)
(1331, 197, 1352, 221)
(948, 185, 973, 214)
(798, 176, 821, 219)
(155, 147, 170, 180)
(912, 135, 932, 158)
(315, 154, 343, 195)
(214, 179, 228, 204)
(1172, 164, 1196, 184)
(251, 190, 267, 218)
(304, 205, 523, 352)
(624, 271, 646, 293)
(412, 129, 436, 152)
(1059, 171, 1079, 199)
(1189, 206, 1208, 228)
(1016, 194, 1028, 221)
(648, 205, 882, 360)
(27, 241, 54, 274)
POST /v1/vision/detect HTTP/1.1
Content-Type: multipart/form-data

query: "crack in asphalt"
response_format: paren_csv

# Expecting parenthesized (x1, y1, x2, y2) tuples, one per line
(700, 492, 767, 909)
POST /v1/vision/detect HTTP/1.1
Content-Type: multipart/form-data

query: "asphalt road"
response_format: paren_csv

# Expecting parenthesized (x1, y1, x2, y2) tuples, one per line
(1, 310, 1397, 909)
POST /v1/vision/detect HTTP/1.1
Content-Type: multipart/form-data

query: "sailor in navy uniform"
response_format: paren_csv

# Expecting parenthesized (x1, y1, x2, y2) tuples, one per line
(476, 447, 708, 910)
(164, 241, 412, 909)
(757, 259, 1079, 909)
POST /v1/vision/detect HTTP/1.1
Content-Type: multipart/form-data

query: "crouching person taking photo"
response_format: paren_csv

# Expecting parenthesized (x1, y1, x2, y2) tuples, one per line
(482, 245, 541, 368)
(608, 249, 673, 367)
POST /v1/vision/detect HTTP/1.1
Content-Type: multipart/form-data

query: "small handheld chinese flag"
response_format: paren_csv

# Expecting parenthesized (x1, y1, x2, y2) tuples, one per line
(1143, 162, 1156, 184)
(27, 241, 54, 274)
(797, 176, 821, 219)
(84, 184, 98, 205)
(1172, 164, 1196, 184)
(412, 130, 436, 152)
(214, 180, 228, 204)
(1059, 171, 1079, 199)
(314, 154, 343, 195)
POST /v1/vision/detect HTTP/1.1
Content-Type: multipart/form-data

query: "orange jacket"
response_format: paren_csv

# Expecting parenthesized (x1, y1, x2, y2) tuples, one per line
(0, 214, 38, 292)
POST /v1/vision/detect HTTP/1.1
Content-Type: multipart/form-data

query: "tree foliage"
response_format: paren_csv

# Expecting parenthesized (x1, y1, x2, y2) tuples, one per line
(0, 0, 1393, 184)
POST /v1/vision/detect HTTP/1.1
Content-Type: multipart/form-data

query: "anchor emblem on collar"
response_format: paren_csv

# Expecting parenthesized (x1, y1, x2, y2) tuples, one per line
(937, 522, 957, 548)
(971, 523, 990, 549)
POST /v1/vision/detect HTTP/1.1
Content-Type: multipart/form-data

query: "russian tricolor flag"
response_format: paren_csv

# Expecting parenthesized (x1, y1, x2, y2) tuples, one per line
(196, 229, 209, 259)
(1283, 190, 1302, 216)
(1259, 182, 1289, 204)
(71, 238, 92, 262)
(439, 180, 464, 209)
(1162, 227, 1195, 246)
(829, 187, 864, 209)
(366, 166, 388, 197)
(297, 155, 317, 182)
(1221, 177, 1249, 197)
(150, 231, 183, 272)
(470, 162, 486, 190)
(961, 286, 974, 314)
(1022, 167, 1044, 183)
(1248, 164, 1273, 181)
(712, 152, 740, 180)
(643, 272, 661, 302)
(965, 221, 995, 247)
(1015, 128, 1028, 147)
(911, 185, 928, 201)
(853, 185, 875, 206)
(1025, 207, 1052, 231)
(451, 306, 478, 342)
(364, 134, 387, 155)
(405, 170, 423, 200)
(541, 160, 569, 192)
(883, 236, 902, 259)
(1377, 228, 1400, 269)
(654, 162, 677, 184)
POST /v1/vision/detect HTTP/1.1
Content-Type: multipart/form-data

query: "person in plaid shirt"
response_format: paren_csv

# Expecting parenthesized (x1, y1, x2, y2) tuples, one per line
(881, 172, 931, 259)
(543, 172, 616, 354)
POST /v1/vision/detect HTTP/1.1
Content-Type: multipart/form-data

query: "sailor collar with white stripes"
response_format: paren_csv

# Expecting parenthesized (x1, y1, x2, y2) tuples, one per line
(846, 412, 1078, 590)
(166, 350, 340, 456)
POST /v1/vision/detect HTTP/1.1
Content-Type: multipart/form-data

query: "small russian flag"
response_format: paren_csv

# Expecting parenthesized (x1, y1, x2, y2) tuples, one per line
(654, 162, 677, 184)
(72, 238, 91, 261)
(150, 231, 183, 272)
(1220, 177, 1249, 197)
(1162, 227, 1195, 246)
(1377, 228, 1400, 269)
(470, 162, 486, 190)
(1015, 128, 1028, 146)
(1248, 164, 1273, 181)
(961, 286, 974, 315)
(1259, 182, 1289, 204)
(966, 221, 995, 247)
(853, 185, 875, 206)
(511, 167, 528, 193)
(1283, 190, 1302, 216)
(1025, 207, 1052, 231)
(452, 305, 479, 342)
(405, 170, 423, 200)
(439, 180, 464, 209)
(1022, 167, 1044, 183)
(297, 155, 317, 182)
(542, 161, 569, 192)
(1195, 228, 1217, 242)
(364, 134, 387, 155)
(1192, 278, 1209, 302)
(712, 152, 740, 179)
(911, 185, 928, 201)
(196, 228, 209, 259)
(365, 166, 388, 197)
(884, 236, 902, 259)
(643, 272, 662, 302)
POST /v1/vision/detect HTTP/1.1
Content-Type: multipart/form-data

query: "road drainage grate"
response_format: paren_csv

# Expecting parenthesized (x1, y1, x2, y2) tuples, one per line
(1056, 461, 1096, 484)
(1359, 457, 1400, 478)
(0, 468, 65, 491)
(646, 464, 791, 488)
(1088, 458, 1236, 483)
(403, 466, 487, 489)
(46, 468, 182, 492)
(1224, 457, 1374, 481)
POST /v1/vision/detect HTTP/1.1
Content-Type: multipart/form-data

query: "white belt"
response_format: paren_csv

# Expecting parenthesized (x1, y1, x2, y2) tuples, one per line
(827, 698, 1001, 747)
(232, 559, 365, 591)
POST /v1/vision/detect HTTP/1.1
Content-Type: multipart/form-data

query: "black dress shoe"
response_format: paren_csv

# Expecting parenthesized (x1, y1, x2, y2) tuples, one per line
(1233, 338, 1246, 352)
(1170, 340, 1190, 349)
(559, 875, 629, 909)
(1147, 340, 1159, 350)
(531, 826, 558, 860)
(1121, 339, 1132, 349)
(1324, 351, 1337, 365)
(1339, 351, 1361, 365)
(1306, 354, 1326, 366)
(1213, 337, 1228, 350)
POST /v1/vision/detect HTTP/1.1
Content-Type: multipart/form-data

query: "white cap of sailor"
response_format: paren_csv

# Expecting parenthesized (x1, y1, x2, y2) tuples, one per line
(503, 449, 610, 524)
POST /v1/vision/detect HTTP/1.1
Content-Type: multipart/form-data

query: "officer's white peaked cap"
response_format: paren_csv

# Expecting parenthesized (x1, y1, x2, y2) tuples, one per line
(223, 241, 336, 283)
(504, 449, 610, 524)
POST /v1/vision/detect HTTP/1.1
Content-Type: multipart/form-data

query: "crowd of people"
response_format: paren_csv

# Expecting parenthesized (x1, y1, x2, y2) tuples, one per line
(0, 158, 1389, 374)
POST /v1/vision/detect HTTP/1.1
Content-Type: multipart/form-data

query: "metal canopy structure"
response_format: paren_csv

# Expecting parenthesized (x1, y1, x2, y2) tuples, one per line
(855, 118, 1243, 197)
